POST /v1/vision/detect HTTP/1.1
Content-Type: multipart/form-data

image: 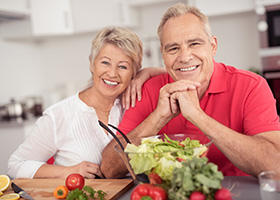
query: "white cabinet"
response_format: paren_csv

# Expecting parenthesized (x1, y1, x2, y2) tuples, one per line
(30, 0, 73, 36)
(0, 0, 138, 39)
(190, 0, 255, 17)
(71, 0, 138, 34)
(0, 0, 30, 19)
(0, 120, 35, 175)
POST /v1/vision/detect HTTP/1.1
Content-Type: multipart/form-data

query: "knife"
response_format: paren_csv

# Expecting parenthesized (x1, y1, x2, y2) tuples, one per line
(11, 182, 34, 200)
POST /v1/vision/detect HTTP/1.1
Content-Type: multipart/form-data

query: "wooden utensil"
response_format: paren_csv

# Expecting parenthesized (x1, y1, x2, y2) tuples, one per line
(4, 179, 134, 200)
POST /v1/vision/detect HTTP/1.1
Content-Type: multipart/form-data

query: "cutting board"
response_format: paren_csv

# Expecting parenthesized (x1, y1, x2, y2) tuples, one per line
(5, 179, 134, 200)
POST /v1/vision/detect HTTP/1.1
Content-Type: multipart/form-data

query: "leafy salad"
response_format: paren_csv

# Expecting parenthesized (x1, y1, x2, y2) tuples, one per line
(124, 134, 208, 182)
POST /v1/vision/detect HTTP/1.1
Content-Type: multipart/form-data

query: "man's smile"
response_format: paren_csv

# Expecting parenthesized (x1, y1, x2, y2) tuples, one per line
(177, 65, 199, 72)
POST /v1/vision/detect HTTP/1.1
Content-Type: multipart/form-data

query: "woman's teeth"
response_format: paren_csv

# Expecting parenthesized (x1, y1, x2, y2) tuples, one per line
(103, 79, 118, 86)
(180, 65, 198, 71)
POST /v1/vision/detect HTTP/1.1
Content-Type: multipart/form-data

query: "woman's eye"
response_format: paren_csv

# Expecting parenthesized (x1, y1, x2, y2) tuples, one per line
(119, 65, 127, 69)
(101, 61, 110, 65)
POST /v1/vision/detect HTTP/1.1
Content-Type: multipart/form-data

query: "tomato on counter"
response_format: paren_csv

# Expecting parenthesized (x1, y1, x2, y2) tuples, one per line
(65, 173, 85, 191)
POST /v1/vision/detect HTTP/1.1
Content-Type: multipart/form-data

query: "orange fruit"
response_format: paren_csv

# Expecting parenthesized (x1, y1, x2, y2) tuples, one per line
(0, 175, 10, 192)
(0, 193, 20, 200)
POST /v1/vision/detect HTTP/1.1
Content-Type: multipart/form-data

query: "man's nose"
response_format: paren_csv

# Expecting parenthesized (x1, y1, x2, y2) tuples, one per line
(178, 47, 193, 63)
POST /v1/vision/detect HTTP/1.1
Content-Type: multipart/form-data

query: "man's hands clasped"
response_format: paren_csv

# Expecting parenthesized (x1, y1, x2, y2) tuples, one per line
(156, 80, 201, 122)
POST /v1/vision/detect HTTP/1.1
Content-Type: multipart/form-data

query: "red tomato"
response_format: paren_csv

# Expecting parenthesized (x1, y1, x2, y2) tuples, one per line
(190, 191, 205, 200)
(65, 173, 85, 191)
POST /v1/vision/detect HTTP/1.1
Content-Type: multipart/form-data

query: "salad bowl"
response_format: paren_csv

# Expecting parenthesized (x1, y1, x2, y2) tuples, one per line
(114, 133, 213, 184)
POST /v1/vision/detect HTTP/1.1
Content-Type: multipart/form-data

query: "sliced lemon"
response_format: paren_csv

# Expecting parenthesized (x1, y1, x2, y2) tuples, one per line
(0, 191, 3, 196)
(0, 193, 20, 200)
(0, 175, 10, 192)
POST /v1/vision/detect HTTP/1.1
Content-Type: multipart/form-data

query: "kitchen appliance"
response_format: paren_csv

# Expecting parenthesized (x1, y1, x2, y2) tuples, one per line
(0, 98, 26, 121)
(257, 3, 280, 48)
(263, 70, 280, 114)
(256, 1, 280, 114)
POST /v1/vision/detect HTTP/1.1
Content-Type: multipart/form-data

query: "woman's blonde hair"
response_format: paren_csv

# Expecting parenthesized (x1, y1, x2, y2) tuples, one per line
(157, 3, 212, 45)
(89, 27, 143, 78)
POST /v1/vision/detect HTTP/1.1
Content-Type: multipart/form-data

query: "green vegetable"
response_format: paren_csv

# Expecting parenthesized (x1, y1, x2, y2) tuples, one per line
(66, 185, 107, 200)
(168, 157, 224, 200)
(125, 134, 207, 182)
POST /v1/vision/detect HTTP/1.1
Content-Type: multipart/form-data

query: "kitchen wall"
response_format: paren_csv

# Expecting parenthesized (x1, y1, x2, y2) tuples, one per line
(0, 1, 261, 109)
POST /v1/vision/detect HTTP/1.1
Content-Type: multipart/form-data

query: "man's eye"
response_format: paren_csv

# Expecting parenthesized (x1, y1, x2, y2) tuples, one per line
(167, 47, 179, 54)
(190, 42, 200, 47)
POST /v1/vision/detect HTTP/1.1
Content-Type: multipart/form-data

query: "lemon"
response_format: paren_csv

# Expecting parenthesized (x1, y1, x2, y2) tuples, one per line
(0, 193, 20, 200)
(0, 175, 10, 192)
(0, 191, 3, 196)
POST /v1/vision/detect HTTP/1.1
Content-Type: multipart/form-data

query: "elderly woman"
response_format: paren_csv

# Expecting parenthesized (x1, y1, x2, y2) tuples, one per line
(8, 27, 165, 179)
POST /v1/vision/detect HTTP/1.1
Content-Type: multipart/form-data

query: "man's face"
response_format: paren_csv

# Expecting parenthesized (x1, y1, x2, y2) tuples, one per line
(161, 13, 217, 92)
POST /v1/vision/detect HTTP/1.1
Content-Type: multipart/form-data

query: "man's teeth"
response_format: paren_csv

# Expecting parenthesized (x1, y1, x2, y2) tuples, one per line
(103, 79, 118, 86)
(180, 66, 197, 71)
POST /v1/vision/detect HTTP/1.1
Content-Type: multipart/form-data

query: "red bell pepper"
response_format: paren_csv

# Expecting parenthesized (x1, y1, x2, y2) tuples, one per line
(131, 183, 167, 200)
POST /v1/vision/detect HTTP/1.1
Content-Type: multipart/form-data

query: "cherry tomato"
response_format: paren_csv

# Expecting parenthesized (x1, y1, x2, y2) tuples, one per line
(65, 173, 85, 191)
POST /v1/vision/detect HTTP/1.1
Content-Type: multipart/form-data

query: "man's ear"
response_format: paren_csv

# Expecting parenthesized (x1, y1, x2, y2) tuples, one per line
(211, 36, 218, 56)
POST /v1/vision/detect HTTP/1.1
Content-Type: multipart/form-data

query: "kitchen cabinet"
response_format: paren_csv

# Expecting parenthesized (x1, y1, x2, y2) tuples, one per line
(0, 0, 30, 20)
(0, 0, 138, 39)
(0, 119, 36, 175)
(190, 0, 255, 17)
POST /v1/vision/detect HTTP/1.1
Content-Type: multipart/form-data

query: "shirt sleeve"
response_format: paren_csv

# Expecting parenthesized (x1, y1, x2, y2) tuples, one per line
(7, 111, 57, 179)
(243, 76, 280, 135)
(118, 77, 162, 135)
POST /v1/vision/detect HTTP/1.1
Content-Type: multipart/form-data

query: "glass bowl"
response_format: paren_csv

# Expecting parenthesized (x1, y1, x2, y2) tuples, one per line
(114, 133, 213, 184)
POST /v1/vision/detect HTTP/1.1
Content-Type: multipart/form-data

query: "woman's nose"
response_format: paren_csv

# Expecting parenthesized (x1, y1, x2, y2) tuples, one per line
(107, 66, 118, 77)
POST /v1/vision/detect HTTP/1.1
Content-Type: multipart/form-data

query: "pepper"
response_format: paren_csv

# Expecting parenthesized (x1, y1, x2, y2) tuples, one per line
(53, 185, 68, 199)
(131, 183, 167, 200)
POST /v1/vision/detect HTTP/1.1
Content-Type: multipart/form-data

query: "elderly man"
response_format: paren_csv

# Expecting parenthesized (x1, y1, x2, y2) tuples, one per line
(100, 3, 280, 178)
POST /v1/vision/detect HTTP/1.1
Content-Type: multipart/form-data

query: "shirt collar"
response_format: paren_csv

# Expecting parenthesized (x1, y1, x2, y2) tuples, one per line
(206, 60, 227, 95)
(167, 61, 227, 95)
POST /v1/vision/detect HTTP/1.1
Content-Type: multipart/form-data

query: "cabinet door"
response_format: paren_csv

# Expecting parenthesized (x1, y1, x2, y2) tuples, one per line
(0, 0, 30, 15)
(193, 0, 255, 16)
(71, 0, 138, 33)
(30, 0, 74, 36)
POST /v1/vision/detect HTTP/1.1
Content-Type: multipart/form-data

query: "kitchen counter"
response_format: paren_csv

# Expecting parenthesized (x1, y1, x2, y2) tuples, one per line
(0, 117, 38, 128)
(3, 176, 260, 200)
(119, 176, 261, 200)
(5, 179, 134, 200)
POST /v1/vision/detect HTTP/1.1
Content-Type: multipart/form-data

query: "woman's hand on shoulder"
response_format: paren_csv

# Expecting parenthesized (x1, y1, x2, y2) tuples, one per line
(122, 67, 166, 110)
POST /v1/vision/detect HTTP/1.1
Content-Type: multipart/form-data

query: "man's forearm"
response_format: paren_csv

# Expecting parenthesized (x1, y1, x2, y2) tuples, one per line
(190, 110, 280, 177)
(101, 109, 172, 178)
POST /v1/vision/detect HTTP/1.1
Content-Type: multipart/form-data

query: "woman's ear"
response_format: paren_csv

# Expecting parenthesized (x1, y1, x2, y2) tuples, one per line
(90, 62, 94, 74)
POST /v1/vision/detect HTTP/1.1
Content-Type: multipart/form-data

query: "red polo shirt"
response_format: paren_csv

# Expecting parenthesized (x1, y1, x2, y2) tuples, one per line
(119, 61, 280, 176)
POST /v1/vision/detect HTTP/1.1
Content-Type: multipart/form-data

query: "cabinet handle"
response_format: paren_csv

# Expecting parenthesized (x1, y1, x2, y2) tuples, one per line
(64, 11, 69, 29)
(26, 0, 31, 9)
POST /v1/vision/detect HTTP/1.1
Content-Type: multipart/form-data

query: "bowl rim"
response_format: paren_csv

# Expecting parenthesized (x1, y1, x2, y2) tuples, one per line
(114, 133, 213, 154)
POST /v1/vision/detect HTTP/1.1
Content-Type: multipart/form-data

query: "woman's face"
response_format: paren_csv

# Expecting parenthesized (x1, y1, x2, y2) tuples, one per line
(91, 43, 133, 99)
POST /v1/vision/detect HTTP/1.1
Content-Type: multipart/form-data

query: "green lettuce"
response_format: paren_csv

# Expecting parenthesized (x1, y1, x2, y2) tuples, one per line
(124, 134, 208, 182)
